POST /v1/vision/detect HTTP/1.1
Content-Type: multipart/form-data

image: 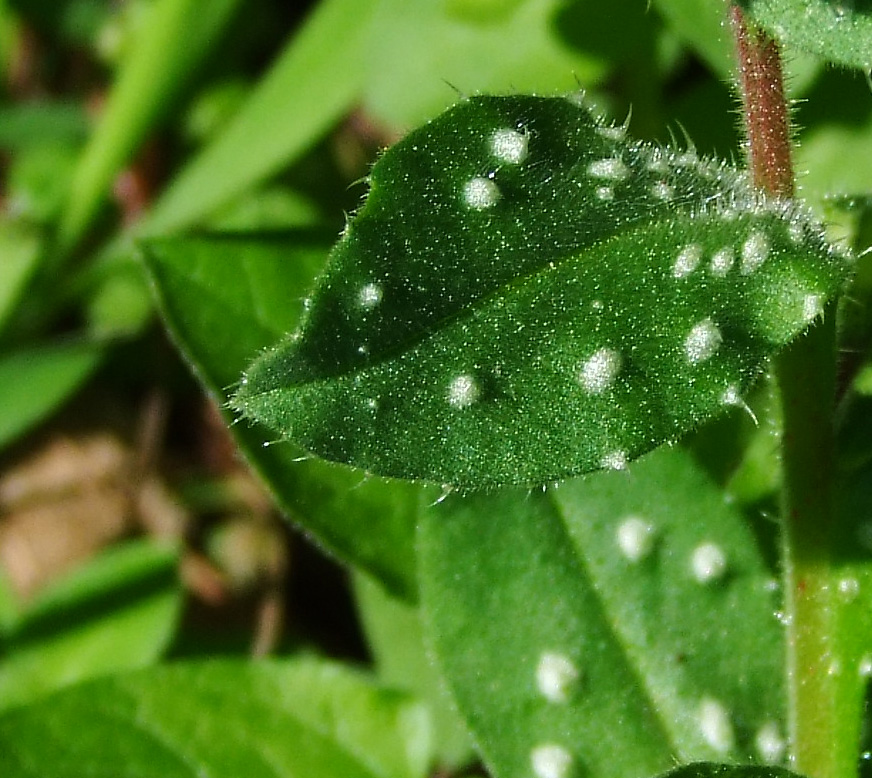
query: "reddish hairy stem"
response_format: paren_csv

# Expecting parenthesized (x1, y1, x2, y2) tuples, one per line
(730, 4, 795, 198)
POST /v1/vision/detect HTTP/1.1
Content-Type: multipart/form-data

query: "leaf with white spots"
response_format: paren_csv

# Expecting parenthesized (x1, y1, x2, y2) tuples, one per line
(418, 447, 786, 778)
(234, 94, 850, 488)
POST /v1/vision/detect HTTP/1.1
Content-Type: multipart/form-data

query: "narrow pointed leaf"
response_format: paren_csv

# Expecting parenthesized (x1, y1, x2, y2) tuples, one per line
(235, 94, 850, 488)
(418, 448, 785, 778)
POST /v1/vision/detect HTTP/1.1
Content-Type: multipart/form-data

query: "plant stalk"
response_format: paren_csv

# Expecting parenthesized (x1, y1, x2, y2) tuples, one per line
(730, 7, 841, 778)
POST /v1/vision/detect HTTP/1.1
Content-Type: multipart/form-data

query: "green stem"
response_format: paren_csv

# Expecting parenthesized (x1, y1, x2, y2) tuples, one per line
(730, 7, 842, 778)
(778, 313, 841, 778)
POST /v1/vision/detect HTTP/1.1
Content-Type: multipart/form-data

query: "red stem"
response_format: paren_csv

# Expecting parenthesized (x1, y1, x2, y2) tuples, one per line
(729, 4, 795, 198)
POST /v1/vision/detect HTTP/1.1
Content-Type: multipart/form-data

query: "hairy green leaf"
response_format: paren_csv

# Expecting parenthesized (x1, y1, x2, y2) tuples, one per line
(142, 235, 427, 600)
(742, 0, 872, 71)
(0, 657, 431, 778)
(418, 448, 785, 778)
(658, 764, 804, 778)
(235, 94, 850, 488)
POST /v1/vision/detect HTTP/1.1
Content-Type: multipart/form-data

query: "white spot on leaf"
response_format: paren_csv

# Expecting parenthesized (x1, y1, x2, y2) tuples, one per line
(448, 374, 479, 408)
(710, 248, 734, 277)
(741, 232, 769, 274)
(722, 386, 741, 406)
(588, 158, 629, 181)
(490, 128, 528, 165)
(684, 319, 722, 365)
(673, 244, 702, 278)
(463, 176, 500, 210)
(601, 450, 628, 471)
(578, 348, 622, 394)
(535, 652, 580, 703)
(616, 517, 656, 562)
(698, 697, 735, 754)
(755, 721, 785, 763)
(692, 542, 727, 583)
(531, 744, 574, 778)
(803, 293, 823, 322)
(838, 577, 860, 601)
(595, 186, 614, 201)
(651, 181, 674, 201)
(358, 283, 382, 309)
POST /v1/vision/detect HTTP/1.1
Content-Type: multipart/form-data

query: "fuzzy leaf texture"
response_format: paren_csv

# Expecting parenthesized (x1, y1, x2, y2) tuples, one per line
(742, 0, 872, 71)
(235, 95, 850, 488)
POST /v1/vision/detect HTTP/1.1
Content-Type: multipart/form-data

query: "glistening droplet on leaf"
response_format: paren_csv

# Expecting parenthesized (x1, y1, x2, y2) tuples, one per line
(234, 95, 851, 488)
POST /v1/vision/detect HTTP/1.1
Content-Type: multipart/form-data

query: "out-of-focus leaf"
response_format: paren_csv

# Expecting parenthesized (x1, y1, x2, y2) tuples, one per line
(85, 263, 154, 338)
(57, 0, 242, 251)
(0, 656, 432, 778)
(792, 70, 872, 216)
(0, 220, 42, 336)
(6, 143, 78, 224)
(419, 448, 785, 778)
(236, 94, 849, 488)
(353, 572, 474, 769)
(142, 235, 425, 600)
(363, 0, 604, 129)
(208, 187, 322, 232)
(0, 101, 89, 150)
(650, 0, 735, 78)
(0, 341, 103, 450)
(9, 0, 106, 43)
(0, 540, 182, 712)
(145, 0, 375, 235)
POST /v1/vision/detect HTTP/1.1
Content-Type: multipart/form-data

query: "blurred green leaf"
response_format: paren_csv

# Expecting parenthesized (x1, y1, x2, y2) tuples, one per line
(146, 0, 376, 235)
(419, 447, 785, 778)
(0, 219, 42, 336)
(236, 95, 849, 488)
(9, 0, 106, 44)
(742, 0, 872, 70)
(363, 0, 605, 129)
(0, 540, 182, 712)
(57, 0, 242, 251)
(208, 186, 322, 232)
(0, 656, 432, 778)
(142, 235, 426, 600)
(6, 143, 78, 224)
(353, 572, 474, 769)
(650, 0, 734, 78)
(0, 101, 89, 151)
(0, 340, 103, 450)
(85, 266, 153, 337)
